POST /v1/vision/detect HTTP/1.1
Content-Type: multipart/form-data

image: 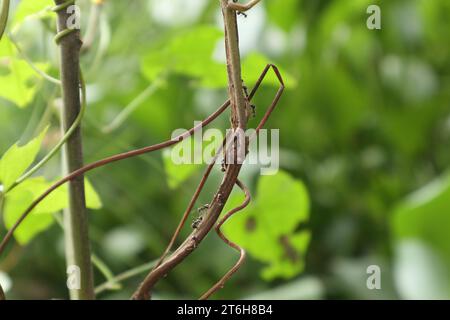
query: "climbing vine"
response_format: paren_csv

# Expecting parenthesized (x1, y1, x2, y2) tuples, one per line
(0, 0, 309, 300)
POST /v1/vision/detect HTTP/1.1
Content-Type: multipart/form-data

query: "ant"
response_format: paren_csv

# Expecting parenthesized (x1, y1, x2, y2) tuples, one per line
(192, 204, 210, 229)
(243, 81, 256, 118)
(233, 0, 248, 18)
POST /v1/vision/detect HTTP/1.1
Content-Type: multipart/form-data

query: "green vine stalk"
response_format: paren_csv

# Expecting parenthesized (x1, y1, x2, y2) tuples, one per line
(53, 0, 95, 300)
(0, 0, 9, 41)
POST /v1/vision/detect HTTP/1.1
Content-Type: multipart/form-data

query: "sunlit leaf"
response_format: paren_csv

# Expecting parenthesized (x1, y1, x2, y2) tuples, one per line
(391, 171, 450, 266)
(0, 59, 48, 108)
(0, 127, 47, 190)
(223, 170, 310, 280)
(3, 189, 54, 245)
(0, 37, 17, 58)
(3, 176, 103, 244)
(162, 137, 203, 189)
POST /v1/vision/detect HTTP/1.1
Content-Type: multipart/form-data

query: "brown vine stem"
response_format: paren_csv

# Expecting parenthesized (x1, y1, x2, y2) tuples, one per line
(199, 64, 284, 299)
(130, 1, 280, 300)
(132, 64, 285, 300)
(200, 179, 250, 300)
(54, 0, 95, 300)
(0, 100, 230, 259)
(131, 0, 249, 300)
(151, 136, 229, 271)
(151, 63, 283, 271)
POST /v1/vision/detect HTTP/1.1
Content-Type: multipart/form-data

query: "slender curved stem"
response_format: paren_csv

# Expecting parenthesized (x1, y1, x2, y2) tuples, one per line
(81, 0, 103, 53)
(52, 1, 77, 45)
(102, 77, 165, 133)
(151, 133, 231, 271)
(6, 69, 85, 194)
(95, 258, 160, 295)
(0, 0, 10, 41)
(8, 34, 61, 85)
(200, 179, 250, 300)
(227, 0, 261, 12)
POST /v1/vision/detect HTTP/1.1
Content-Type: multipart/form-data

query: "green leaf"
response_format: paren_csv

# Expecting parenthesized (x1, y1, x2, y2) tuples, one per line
(0, 127, 47, 190)
(223, 170, 311, 280)
(85, 179, 103, 209)
(3, 177, 103, 244)
(3, 189, 54, 245)
(0, 58, 48, 108)
(162, 137, 201, 189)
(242, 53, 297, 89)
(391, 171, 450, 267)
(141, 26, 296, 89)
(141, 25, 223, 85)
(12, 0, 54, 28)
(0, 36, 16, 58)
(266, 0, 299, 32)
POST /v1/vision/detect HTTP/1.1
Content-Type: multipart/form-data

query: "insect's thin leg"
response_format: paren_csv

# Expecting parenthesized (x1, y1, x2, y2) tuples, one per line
(252, 64, 285, 134)
(199, 179, 250, 300)
(227, 0, 261, 12)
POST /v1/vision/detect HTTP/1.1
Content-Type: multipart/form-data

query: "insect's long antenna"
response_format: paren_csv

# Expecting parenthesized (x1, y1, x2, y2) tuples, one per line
(200, 179, 250, 300)
(0, 100, 231, 257)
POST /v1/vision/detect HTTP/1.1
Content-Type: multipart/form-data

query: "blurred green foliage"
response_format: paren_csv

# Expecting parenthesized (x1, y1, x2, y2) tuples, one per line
(0, 0, 449, 299)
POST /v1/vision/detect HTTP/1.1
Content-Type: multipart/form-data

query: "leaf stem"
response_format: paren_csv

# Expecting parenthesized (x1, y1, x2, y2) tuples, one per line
(6, 70, 85, 194)
(8, 34, 61, 85)
(95, 259, 159, 295)
(101, 77, 165, 133)
(0, 0, 10, 41)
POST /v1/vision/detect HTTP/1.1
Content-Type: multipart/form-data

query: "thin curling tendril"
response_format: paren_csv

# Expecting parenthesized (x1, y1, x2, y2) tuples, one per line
(52, 0, 77, 44)
(5, 1, 85, 194)
(200, 179, 250, 300)
(7, 69, 85, 192)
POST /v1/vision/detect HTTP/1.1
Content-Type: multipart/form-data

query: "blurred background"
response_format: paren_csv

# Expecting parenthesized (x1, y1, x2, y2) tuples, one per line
(1, 0, 450, 299)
